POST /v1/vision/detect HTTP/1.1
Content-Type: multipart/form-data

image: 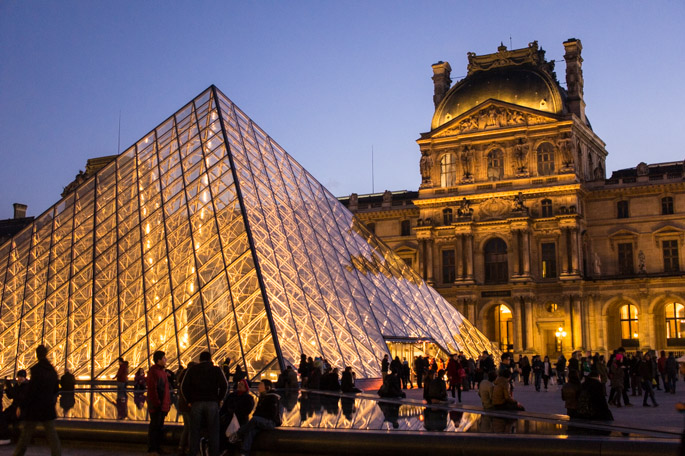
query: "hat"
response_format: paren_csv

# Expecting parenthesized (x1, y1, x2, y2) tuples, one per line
(676, 355, 685, 364)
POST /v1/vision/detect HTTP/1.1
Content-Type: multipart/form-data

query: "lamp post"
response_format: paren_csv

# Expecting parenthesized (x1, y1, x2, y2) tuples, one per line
(555, 326, 567, 353)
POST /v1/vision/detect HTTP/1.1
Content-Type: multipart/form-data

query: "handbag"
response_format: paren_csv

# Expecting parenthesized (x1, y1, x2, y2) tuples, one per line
(225, 414, 240, 437)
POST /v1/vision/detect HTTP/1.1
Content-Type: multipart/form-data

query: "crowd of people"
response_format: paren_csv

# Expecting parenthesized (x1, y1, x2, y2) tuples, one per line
(2, 345, 685, 455)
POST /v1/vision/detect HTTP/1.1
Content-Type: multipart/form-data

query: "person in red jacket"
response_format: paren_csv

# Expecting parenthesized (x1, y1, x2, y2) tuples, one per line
(146, 351, 170, 456)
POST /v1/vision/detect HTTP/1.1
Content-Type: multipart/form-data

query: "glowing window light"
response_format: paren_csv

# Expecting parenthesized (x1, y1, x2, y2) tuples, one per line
(148, 257, 153, 265)
(189, 283, 194, 292)
(145, 223, 151, 234)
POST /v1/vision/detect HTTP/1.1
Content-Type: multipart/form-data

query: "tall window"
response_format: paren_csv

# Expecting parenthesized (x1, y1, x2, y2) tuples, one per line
(665, 302, 685, 342)
(541, 199, 553, 217)
(442, 249, 456, 283)
(541, 242, 557, 278)
(495, 305, 514, 351)
(617, 200, 629, 219)
(442, 208, 453, 225)
(440, 153, 457, 187)
(662, 196, 674, 215)
(484, 237, 508, 283)
(663, 240, 680, 272)
(400, 220, 411, 236)
(617, 242, 634, 275)
(487, 148, 504, 181)
(619, 304, 639, 346)
(537, 142, 555, 176)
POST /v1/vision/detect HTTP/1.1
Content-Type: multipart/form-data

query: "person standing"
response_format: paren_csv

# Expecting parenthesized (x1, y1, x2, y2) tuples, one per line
(638, 353, 658, 407)
(542, 356, 552, 391)
(181, 351, 228, 456)
(556, 354, 567, 386)
(146, 350, 171, 456)
(115, 357, 129, 391)
(532, 356, 543, 392)
(414, 356, 425, 389)
(12, 345, 61, 456)
(381, 355, 389, 380)
(658, 350, 669, 393)
(666, 352, 678, 394)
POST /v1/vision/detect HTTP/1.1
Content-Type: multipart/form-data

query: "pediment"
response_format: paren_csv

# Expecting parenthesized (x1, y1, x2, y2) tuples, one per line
(652, 223, 685, 236)
(430, 100, 560, 138)
(607, 227, 640, 239)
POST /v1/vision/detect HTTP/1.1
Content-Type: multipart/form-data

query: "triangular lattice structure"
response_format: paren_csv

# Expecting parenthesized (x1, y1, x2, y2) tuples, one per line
(0, 86, 498, 381)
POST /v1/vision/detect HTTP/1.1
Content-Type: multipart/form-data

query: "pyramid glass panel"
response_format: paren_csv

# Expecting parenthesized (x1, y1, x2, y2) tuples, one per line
(0, 86, 499, 381)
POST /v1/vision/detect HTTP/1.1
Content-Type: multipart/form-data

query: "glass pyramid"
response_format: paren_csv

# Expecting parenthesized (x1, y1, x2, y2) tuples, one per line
(0, 86, 498, 381)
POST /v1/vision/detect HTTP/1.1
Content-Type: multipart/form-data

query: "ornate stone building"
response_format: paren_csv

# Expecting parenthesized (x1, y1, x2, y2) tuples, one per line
(340, 39, 685, 357)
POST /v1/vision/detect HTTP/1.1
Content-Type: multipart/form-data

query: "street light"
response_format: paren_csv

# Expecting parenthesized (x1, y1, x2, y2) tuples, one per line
(555, 326, 567, 353)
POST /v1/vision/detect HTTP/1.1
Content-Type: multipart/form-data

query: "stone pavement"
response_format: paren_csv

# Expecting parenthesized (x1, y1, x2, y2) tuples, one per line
(0, 380, 682, 455)
(401, 378, 685, 433)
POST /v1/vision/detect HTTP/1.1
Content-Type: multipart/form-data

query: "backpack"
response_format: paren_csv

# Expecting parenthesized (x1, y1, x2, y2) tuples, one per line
(576, 388, 595, 418)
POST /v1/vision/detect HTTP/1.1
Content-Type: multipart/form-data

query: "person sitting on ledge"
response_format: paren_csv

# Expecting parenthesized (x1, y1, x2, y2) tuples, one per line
(228, 379, 281, 456)
(341, 366, 361, 393)
(492, 369, 524, 411)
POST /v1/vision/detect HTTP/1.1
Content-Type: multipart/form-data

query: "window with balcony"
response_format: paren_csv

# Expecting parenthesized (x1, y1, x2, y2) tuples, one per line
(663, 239, 680, 272)
(541, 242, 557, 278)
(484, 237, 508, 284)
(617, 242, 634, 275)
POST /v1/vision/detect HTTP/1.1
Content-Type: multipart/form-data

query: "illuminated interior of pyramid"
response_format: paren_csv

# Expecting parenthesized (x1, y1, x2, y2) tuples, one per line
(0, 86, 499, 381)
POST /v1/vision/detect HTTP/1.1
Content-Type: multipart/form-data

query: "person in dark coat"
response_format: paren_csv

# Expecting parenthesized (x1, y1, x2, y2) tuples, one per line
(229, 379, 281, 456)
(577, 370, 613, 421)
(666, 352, 678, 394)
(181, 351, 228, 456)
(13, 345, 61, 456)
(556, 354, 567, 385)
(175, 363, 192, 456)
(426, 369, 448, 404)
(298, 354, 309, 388)
(147, 350, 171, 456)
(4, 369, 28, 437)
(59, 370, 76, 416)
(220, 379, 254, 452)
(378, 368, 405, 399)
(381, 355, 390, 380)
(341, 366, 361, 393)
(561, 370, 582, 418)
(638, 353, 658, 407)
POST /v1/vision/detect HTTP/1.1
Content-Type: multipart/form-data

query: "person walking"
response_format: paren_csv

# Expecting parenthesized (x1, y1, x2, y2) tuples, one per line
(12, 345, 61, 456)
(146, 350, 171, 456)
(542, 356, 552, 391)
(181, 352, 228, 456)
(638, 353, 658, 407)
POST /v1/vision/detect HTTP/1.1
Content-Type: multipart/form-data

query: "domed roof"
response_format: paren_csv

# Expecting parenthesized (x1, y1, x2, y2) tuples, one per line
(431, 43, 566, 131)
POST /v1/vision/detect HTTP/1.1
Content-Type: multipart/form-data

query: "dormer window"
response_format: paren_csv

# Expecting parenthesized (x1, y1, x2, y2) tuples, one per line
(536, 142, 555, 176)
(487, 149, 504, 181)
(440, 153, 457, 187)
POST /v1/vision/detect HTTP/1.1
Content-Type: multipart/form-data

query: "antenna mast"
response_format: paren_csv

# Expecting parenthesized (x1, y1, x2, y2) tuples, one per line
(371, 145, 375, 193)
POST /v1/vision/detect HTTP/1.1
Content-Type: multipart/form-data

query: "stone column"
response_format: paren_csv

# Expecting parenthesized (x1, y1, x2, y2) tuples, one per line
(559, 229, 569, 274)
(466, 235, 474, 281)
(514, 299, 523, 352)
(524, 298, 535, 351)
(570, 228, 580, 275)
(455, 234, 464, 280)
(511, 230, 521, 276)
(419, 240, 426, 280)
(426, 238, 434, 285)
(522, 230, 531, 277)
(572, 296, 583, 350)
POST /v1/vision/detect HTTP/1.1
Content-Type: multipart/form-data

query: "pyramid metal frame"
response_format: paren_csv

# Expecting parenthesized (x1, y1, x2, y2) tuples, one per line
(0, 86, 499, 382)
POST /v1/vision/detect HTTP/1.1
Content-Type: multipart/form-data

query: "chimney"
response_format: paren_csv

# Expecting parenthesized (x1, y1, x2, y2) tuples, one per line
(431, 61, 452, 108)
(13, 203, 27, 219)
(563, 38, 585, 123)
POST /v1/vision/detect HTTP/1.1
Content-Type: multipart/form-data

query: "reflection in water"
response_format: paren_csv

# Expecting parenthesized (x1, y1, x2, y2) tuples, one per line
(44, 389, 665, 440)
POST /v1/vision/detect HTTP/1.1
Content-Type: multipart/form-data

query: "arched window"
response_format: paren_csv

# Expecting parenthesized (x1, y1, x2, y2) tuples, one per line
(442, 208, 453, 225)
(662, 196, 674, 215)
(484, 237, 508, 284)
(487, 149, 504, 181)
(541, 199, 553, 217)
(440, 153, 457, 188)
(665, 302, 685, 344)
(495, 304, 514, 351)
(537, 142, 555, 176)
(619, 304, 639, 347)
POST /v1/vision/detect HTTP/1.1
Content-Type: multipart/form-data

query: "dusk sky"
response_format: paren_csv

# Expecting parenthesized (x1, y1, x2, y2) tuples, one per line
(1, 2, 684, 220)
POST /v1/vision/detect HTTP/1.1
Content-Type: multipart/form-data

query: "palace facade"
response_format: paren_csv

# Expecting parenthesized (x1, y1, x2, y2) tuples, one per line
(340, 39, 685, 357)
